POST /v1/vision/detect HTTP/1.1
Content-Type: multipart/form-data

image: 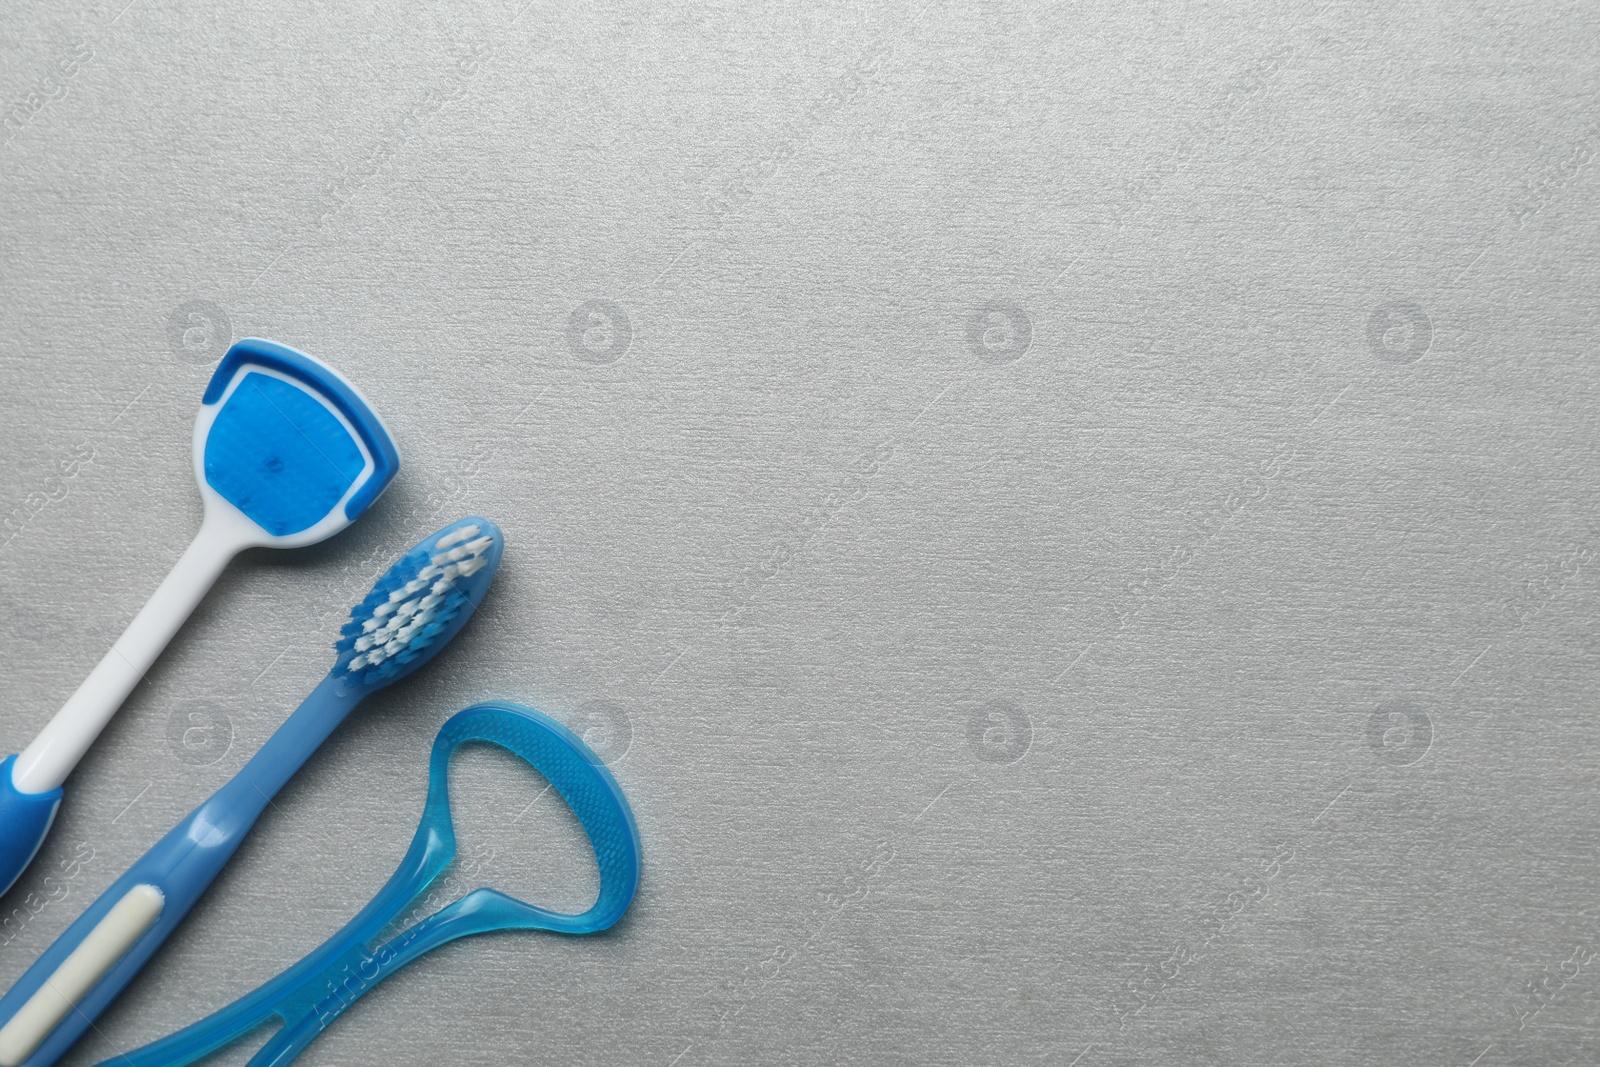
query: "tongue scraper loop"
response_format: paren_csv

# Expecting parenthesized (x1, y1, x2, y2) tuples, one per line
(97, 703, 641, 1067)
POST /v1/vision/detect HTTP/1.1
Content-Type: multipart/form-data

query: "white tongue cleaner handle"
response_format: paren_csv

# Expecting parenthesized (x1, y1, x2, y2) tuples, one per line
(12, 509, 248, 795)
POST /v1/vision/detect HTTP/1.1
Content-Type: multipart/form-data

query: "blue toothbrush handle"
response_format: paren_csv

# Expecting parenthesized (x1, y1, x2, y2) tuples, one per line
(0, 787, 264, 1067)
(0, 757, 63, 900)
(0, 675, 356, 1067)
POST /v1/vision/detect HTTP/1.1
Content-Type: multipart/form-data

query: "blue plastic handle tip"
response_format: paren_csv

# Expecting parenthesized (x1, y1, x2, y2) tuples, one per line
(0, 755, 63, 899)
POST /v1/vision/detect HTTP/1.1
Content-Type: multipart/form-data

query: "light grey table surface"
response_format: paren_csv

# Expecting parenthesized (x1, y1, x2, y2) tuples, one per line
(2, 1, 1598, 1064)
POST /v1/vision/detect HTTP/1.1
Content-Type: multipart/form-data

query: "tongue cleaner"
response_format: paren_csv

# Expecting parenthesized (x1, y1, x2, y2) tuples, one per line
(0, 339, 400, 899)
(0, 518, 502, 1067)
(101, 701, 639, 1067)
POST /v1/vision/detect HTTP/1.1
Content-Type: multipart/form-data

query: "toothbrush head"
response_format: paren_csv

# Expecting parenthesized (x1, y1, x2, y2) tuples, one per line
(334, 517, 504, 690)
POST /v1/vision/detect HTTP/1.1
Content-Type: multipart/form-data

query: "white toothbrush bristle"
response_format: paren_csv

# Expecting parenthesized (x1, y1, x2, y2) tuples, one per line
(434, 524, 479, 550)
(339, 523, 496, 679)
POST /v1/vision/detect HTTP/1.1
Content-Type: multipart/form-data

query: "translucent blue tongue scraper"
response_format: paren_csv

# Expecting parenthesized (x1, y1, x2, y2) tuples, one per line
(99, 702, 641, 1067)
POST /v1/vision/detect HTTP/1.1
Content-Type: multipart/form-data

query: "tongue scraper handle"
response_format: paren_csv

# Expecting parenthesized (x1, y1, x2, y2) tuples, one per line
(0, 521, 237, 898)
(0, 339, 399, 900)
(98, 703, 642, 1067)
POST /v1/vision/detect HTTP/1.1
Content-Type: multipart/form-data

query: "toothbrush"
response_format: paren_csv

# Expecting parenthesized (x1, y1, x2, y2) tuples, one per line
(0, 339, 400, 898)
(0, 517, 503, 1067)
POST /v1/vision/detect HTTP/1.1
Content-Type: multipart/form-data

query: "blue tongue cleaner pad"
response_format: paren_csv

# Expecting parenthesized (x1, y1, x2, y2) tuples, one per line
(196, 339, 401, 547)
(0, 342, 396, 916)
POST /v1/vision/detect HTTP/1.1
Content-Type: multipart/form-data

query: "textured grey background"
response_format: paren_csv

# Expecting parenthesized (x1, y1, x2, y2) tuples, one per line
(2, 0, 1598, 1064)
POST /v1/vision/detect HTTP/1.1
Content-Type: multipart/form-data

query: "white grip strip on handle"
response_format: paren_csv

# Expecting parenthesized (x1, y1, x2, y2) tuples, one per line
(0, 884, 165, 1067)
